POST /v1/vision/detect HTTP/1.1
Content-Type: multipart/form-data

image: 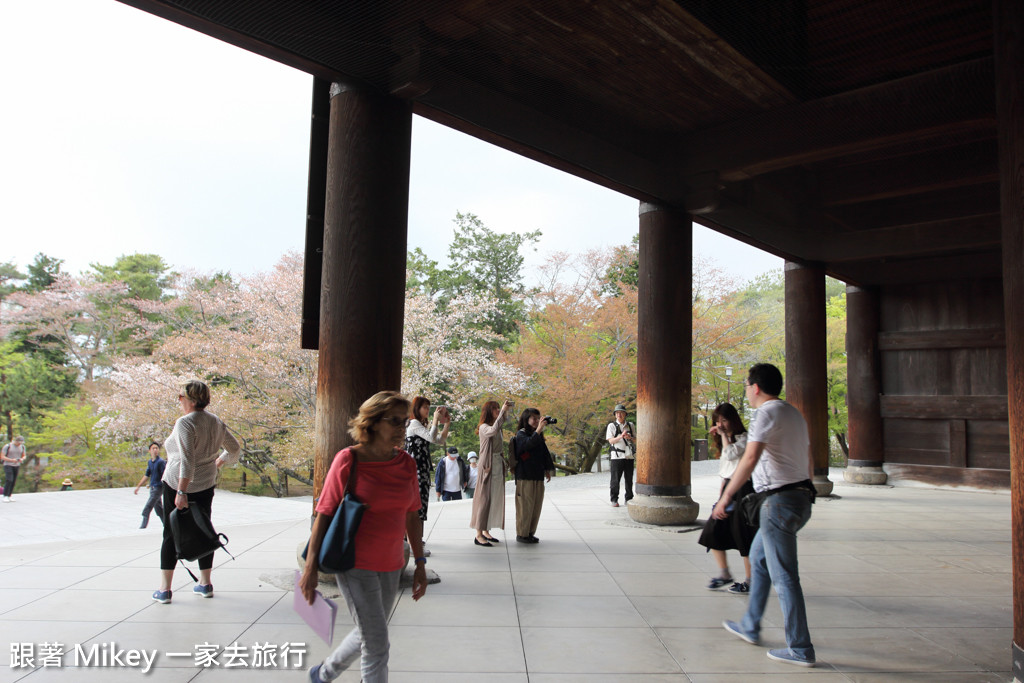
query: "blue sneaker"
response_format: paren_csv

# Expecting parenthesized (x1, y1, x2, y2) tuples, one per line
(152, 589, 172, 604)
(707, 576, 732, 590)
(767, 648, 816, 667)
(722, 619, 759, 645)
(193, 584, 213, 598)
(308, 662, 323, 682)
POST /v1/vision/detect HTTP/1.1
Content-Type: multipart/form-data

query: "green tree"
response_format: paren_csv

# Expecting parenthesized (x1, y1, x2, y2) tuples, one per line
(29, 400, 135, 489)
(0, 261, 26, 299)
(91, 253, 172, 301)
(24, 253, 63, 292)
(0, 342, 78, 442)
(446, 212, 541, 339)
(826, 291, 848, 461)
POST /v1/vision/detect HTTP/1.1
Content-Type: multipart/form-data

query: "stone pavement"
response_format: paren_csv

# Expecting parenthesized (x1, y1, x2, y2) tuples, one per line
(0, 468, 1012, 682)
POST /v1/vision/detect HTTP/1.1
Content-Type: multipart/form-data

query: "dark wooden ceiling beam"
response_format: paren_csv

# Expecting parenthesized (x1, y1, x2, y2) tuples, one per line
(818, 140, 999, 207)
(673, 57, 996, 181)
(812, 214, 1001, 262)
(829, 250, 1002, 286)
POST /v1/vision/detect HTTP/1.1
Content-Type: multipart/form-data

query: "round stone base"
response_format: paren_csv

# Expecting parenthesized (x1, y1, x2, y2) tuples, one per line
(627, 494, 699, 525)
(844, 466, 888, 485)
(812, 474, 834, 497)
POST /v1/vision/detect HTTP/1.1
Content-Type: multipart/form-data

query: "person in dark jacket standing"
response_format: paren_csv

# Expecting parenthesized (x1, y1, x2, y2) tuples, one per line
(511, 408, 555, 543)
(435, 446, 469, 501)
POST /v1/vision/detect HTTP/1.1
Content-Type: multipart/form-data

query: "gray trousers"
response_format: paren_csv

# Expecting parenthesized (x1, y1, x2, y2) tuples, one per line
(321, 567, 402, 683)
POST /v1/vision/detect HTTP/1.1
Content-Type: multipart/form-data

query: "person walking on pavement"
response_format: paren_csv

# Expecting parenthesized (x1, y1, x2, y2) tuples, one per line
(134, 442, 166, 528)
(714, 363, 818, 668)
(2, 436, 27, 502)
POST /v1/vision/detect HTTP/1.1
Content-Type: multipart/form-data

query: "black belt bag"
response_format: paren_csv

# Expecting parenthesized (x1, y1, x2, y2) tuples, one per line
(740, 478, 815, 528)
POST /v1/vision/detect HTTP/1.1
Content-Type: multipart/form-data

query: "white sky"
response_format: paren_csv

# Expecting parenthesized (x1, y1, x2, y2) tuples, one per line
(0, 0, 782, 285)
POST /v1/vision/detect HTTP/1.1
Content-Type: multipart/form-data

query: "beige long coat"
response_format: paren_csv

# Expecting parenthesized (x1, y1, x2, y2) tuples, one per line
(469, 409, 510, 531)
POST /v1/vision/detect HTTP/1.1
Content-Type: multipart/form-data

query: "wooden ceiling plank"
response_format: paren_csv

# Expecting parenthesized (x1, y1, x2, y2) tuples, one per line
(672, 57, 996, 181)
(818, 140, 999, 206)
(814, 214, 1001, 262)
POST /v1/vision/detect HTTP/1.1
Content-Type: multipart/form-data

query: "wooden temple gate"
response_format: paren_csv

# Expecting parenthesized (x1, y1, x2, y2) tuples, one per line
(109, 0, 1024, 675)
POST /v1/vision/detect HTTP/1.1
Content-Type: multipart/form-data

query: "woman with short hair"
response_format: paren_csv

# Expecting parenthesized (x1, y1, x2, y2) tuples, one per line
(153, 380, 240, 603)
(302, 390, 427, 683)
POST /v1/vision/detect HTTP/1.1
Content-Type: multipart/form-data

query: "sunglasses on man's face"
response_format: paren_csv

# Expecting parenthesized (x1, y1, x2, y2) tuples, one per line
(380, 416, 408, 427)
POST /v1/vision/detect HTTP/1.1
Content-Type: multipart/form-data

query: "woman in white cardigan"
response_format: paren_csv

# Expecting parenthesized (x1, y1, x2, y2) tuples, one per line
(697, 402, 755, 593)
(152, 380, 240, 604)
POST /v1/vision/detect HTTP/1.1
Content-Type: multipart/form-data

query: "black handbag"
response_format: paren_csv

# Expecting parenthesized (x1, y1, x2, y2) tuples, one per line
(739, 490, 767, 528)
(169, 504, 233, 581)
(303, 451, 368, 574)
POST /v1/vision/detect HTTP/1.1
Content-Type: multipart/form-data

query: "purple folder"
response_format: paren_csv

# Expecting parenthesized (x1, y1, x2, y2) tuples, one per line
(293, 570, 338, 645)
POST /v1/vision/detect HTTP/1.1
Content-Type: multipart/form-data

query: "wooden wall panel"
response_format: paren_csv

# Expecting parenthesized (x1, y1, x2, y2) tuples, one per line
(878, 278, 1009, 479)
(967, 420, 1011, 469)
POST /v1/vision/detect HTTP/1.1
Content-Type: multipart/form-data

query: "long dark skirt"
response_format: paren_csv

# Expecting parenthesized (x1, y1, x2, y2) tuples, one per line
(697, 478, 757, 556)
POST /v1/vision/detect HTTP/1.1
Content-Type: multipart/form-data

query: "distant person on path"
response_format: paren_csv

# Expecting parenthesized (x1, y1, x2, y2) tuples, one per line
(153, 380, 240, 604)
(405, 397, 450, 556)
(511, 408, 555, 543)
(134, 441, 166, 528)
(2, 436, 27, 502)
(697, 403, 755, 593)
(301, 391, 427, 683)
(715, 363, 817, 668)
(465, 452, 478, 499)
(469, 399, 513, 546)
(435, 446, 468, 501)
(606, 405, 635, 506)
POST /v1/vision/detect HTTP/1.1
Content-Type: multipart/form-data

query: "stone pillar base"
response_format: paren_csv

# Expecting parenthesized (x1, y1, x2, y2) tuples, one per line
(627, 494, 699, 525)
(812, 474, 834, 496)
(844, 466, 888, 485)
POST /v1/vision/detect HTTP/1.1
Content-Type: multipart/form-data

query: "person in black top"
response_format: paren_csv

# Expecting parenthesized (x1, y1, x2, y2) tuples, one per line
(511, 408, 555, 543)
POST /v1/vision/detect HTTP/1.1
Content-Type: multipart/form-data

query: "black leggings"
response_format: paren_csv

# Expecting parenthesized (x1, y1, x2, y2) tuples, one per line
(160, 482, 215, 571)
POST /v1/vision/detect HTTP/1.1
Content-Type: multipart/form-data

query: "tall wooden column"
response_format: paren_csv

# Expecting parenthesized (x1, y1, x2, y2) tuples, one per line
(629, 202, 698, 525)
(995, 0, 1024, 676)
(844, 286, 887, 484)
(313, 83, 412, 499)
(784, 261, 833, 495)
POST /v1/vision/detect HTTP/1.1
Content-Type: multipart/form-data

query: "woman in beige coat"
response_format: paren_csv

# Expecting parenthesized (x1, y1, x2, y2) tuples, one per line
(469, 399, 513, 546)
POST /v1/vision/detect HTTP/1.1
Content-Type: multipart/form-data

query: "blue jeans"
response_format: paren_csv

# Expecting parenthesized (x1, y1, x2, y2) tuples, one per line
(740, 489, 814, 661)
(441, 490, 463, 501)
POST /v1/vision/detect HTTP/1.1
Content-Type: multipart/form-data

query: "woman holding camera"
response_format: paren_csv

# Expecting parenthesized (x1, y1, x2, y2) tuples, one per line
(405, 396, 450, 555)
(511, 408, 556, 543)
(469, 398, 513, 546)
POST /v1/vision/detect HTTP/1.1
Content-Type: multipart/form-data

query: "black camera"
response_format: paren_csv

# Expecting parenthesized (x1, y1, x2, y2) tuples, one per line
(544, 416, 558, 424)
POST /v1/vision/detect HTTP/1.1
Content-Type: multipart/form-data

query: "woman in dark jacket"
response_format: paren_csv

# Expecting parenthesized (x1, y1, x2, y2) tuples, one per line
(511, 408, 555, 543)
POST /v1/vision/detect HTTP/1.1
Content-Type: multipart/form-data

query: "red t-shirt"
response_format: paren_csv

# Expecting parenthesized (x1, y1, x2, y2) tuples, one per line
(316, 448, 421, 572)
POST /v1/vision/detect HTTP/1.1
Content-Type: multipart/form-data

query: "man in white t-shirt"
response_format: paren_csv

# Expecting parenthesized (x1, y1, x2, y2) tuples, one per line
(606, 404, 635, 507)
(713, 363, 816, 668)
(435, 446, 468, 501)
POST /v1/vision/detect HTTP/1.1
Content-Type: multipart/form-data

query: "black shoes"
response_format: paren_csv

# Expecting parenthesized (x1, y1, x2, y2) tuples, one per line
(474, 538, 493, 547)
(483, 536, 501, 544)
(516, 535, 540, 544)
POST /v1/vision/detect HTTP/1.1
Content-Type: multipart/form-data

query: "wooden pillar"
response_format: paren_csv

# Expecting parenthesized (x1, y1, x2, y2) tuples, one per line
(629, 202, 698, 525)
(994, 0, 1024, 676)
(844, 285, 887, 485)
(312, 83, 412, 500)
(784, 261, 833, 495)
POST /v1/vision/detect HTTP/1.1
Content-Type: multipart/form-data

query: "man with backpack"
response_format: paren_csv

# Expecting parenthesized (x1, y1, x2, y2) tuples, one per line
(606, 404, 635, 507)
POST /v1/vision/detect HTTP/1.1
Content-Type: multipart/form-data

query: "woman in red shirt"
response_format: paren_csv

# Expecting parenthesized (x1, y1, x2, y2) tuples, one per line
(301, 391, 427, 683)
